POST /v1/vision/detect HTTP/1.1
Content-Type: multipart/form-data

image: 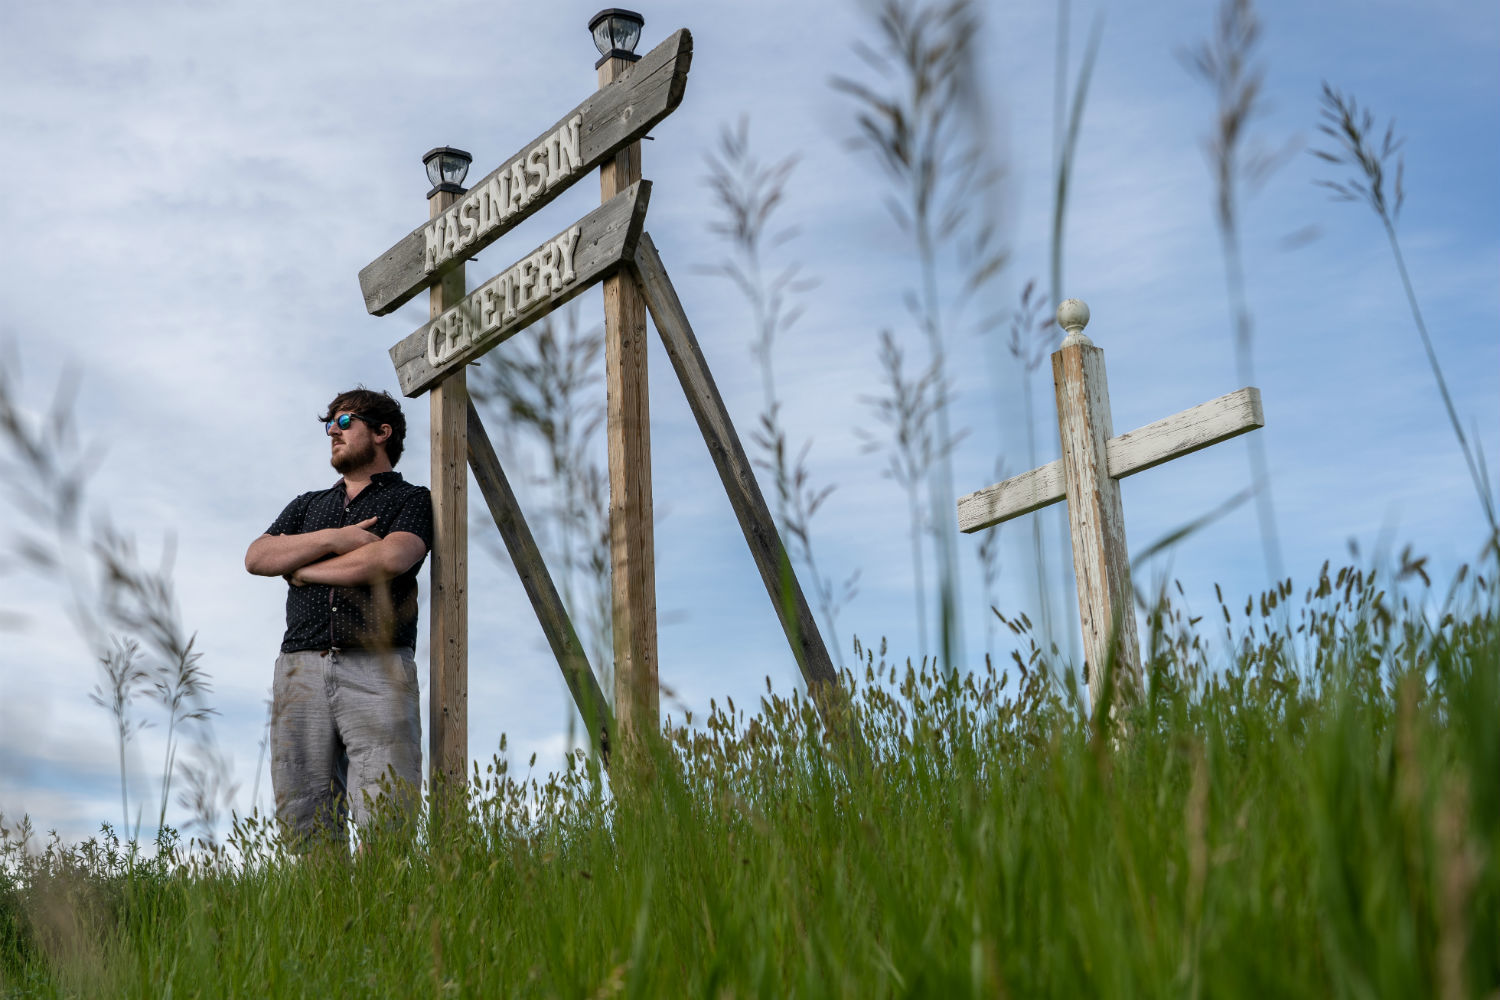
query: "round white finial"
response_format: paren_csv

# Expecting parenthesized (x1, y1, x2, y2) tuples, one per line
(1057, 298, 1092, 347)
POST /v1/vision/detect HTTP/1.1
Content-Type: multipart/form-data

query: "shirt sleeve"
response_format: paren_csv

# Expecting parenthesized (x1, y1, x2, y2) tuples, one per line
(387, 487, 434, 550)
(265, 493, 313, 536)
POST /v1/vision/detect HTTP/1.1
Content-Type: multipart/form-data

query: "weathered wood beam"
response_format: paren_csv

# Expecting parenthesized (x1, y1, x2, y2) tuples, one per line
(358, 29, 691, 316)
(427, 189, 468, 790)
(956, 462, 1066, 534)
(1108, 386, 1264, 479)
(1053, 321, 1142, 703)
(466, 400, 613, 760)
(599, 53, 658, 746)
(389, 180, 650, 398)
(956, 387, 1264, 533)
(630, 233, 839, 704)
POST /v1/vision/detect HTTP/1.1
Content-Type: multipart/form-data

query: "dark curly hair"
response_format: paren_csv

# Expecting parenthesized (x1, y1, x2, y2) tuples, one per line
(319, 387, 408, 466)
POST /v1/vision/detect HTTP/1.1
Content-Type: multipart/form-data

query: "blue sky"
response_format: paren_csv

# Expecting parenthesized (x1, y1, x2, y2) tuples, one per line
(1, 0, 1495, 843)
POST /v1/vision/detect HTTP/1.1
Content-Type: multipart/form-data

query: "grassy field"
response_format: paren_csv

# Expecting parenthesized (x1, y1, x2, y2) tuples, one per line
(2, 557, 1496, 998)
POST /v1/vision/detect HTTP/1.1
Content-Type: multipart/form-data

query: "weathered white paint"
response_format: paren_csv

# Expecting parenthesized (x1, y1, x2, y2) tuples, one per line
(956, 461, 1067, 533)
(1053, 331, 1142, 702)
(1107, 386, 1264, 480)
(422, 115, 583, 274)
(1058, 297, 1092, 347)
(957, 387, 1265, 533)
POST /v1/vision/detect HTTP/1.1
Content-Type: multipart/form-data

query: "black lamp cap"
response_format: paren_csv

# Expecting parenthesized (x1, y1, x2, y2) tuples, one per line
(422, 145, 472, 163)
(422, 146, 472, 198)
(590, 8, 644, 67)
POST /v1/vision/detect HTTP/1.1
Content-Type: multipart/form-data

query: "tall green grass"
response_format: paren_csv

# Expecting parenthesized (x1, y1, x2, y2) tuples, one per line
(4, 557, 1495, 997)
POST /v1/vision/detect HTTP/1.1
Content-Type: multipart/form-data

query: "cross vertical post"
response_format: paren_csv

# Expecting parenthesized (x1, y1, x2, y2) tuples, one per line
(427, 183, 469, 789)
(597, 33, 659, 745)
(1051, 300, 1142, 705)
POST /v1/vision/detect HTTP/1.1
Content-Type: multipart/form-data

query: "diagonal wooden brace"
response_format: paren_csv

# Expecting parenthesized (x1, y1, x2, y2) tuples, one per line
(466, 400, 614, 761)
(628, 232, 840, 711)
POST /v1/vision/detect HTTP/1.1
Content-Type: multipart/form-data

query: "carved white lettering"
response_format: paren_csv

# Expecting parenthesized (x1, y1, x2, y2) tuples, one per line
(479, 284, 498, 329)
(545, 134, 562, 188)
(555, 226, 581, 285)
(482, 175, 505, 234)
(509, 162, 527, 212)
(535, 244, 559, 295)
(441, 212, 460, 259)
(525, 147, 548, 198)
(424, 212, 596, 369)
(558, 115, 582, 178)
(517, 256, 541, 312)
(423, 222, 441, 273)
(499, 271, 517, 324)
(459, 195, 480, 245)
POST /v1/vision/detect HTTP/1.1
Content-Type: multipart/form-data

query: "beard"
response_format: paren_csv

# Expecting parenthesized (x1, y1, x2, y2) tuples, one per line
(331, 437, 377, 474)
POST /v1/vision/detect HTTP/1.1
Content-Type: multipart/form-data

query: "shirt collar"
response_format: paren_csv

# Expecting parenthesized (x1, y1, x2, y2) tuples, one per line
(331, 470, 404, 491)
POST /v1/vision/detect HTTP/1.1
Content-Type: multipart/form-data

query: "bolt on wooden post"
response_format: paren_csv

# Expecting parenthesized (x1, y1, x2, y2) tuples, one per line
(957, 299, 1267, 718)
(594, 13, 659, 745)
(426, 157, 469, 790)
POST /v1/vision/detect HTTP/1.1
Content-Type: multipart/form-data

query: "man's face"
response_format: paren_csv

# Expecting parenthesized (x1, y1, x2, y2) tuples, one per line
(328, 411, 381, 474)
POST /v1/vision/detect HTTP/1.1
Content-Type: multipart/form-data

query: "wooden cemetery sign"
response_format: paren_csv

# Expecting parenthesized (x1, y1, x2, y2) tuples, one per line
(390, 182, 651, 397)
(358, 29, 692, 316)
(359, 24, 838, 781)
(957, 299, 1266, 716)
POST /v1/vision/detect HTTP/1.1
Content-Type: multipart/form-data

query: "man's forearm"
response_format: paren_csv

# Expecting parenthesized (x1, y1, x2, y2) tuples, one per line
(291, 537, 416, 588)
(245, 531, 339, 577)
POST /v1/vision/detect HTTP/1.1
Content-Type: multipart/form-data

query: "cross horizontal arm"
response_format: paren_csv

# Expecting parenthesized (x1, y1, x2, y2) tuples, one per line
(956, 461, 1065, 534)
(957, 386, 1264, 533)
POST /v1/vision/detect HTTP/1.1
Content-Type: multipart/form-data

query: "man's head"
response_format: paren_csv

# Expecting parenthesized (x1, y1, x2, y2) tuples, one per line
(319, 388, 407, 475)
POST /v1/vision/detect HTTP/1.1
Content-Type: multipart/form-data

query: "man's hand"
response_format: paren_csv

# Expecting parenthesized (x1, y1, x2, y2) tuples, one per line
(331, 517, 382, 554)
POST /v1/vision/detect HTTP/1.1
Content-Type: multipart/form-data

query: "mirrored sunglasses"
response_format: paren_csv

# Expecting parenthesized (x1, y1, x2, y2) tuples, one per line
(324, 412, 374, 433)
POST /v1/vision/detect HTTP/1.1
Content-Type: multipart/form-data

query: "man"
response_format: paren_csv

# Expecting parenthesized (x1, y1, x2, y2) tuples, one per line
(245, 387, 432, 847)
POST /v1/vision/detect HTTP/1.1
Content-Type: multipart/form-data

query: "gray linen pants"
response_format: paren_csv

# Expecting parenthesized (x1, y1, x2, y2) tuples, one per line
(270, 648, 422, 847)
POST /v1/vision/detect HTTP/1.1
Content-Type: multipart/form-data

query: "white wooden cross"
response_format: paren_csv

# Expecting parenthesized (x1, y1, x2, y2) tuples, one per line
(957, 298, 1265, 712)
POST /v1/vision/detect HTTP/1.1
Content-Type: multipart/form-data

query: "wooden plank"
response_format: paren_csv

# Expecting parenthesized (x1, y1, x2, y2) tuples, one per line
(598, 54, 659, 745)
(466, 400, 613, 759)
(956, 387, 1264, 533)
(957, 460, 1065, 533)
(1053, 341, 1142, 708)
(1107, 386, 1263, 480)
(358, 29, 692, 316)
(427, 190, 468, 789)
(630, 233, 839, 702)
(390, 181, 650, 398)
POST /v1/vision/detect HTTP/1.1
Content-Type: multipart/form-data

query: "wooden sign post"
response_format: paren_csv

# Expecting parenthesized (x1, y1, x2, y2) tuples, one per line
(957, 299, 1266, 715)
(597, 47, 659, 744)
(427, 182, 469, 788)
(360, 22, 843, 784)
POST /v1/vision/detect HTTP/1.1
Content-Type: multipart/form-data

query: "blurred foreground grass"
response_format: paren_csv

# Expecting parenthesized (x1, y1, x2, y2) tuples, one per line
(2, 555, 1496, 998)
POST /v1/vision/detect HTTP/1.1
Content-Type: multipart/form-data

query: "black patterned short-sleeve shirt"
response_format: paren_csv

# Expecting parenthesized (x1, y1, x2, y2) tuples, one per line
(265, 471, 433, 653)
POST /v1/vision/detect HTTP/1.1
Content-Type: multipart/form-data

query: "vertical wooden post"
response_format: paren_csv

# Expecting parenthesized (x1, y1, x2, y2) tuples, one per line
(597, 50, 658, 743)
(1050, 299, 1142, 712)
(427, 186, 468, 787)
